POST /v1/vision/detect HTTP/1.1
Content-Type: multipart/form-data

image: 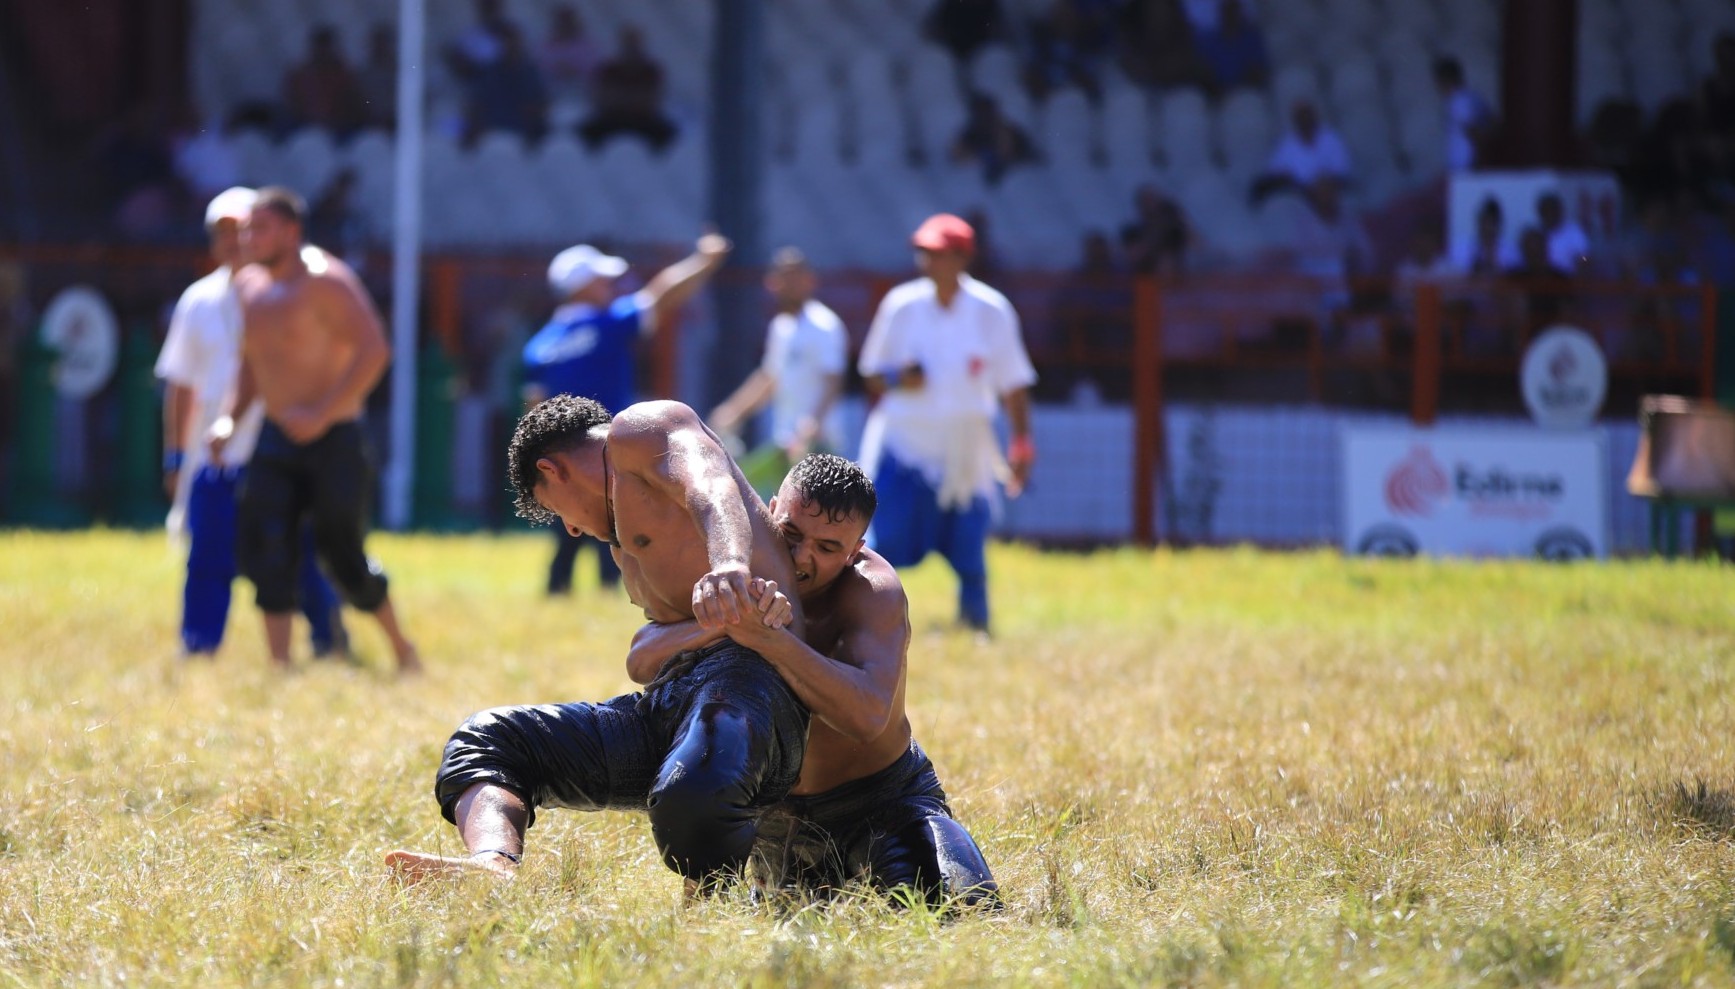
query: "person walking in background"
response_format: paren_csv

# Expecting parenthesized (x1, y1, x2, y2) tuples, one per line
(212, 186, 418, 672)
(155, 187, 345, 660)
(524, 232, 733, 596)
(709, 247, 848, 500)
(856, 213, 1036, 635)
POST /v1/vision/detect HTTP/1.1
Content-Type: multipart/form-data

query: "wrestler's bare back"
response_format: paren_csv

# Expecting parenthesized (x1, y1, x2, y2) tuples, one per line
(234, 250, 377, 425)
(604, 405, 802, 626)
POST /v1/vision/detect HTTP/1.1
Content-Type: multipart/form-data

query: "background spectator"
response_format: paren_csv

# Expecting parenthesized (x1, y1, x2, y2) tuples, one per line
(1020, 0, 1114, 104)
(578, 25, 678, 152)
(284, 25, 363, 136)
(1192, 0, 1269, 97)
(1451, 197, 1519, 274)
(951, 91, 1039, 186)
(1119, 184, 1191, 274)
(924, 0, 1006, 93)
(445, 0, 517, 82)
(1252, 100, 1352, 204)
(1053, 230, 1133, 395)
(1536, 191, 1590, 274)
(1117, 0, 1209, 92)
(1392, 223, 1459, 298)
(539, 5, 599, 100)
(355, 24, 398, 131)
(1434, 55, 1495, 172)
(463, 24, 549, 146)
(308, 168, 371, 264)
(1283, 178, 1373, 335)
(1502, 225, 1573, 332)
(963, 207, 999, 279)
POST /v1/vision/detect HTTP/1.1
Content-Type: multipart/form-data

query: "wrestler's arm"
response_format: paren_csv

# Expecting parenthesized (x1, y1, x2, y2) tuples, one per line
(612, 402, 800, 632)
(724, 570, 906, 742)
(625, 580, 793, 684)
(309, 262, 391, 422)
(626, 621, 724, 684)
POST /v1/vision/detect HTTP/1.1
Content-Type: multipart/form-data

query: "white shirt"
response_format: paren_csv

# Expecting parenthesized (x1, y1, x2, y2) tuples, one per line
(1445, 87, 1492, 171)
(154, 266, 266, 499)
(857, 275, 1036, 507)
(1266, 127, 1352, 186)
(1546, 221, 1591, 272)
(762, 299, 847, 448)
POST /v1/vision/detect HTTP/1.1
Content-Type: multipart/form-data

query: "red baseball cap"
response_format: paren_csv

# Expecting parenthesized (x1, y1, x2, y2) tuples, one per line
(911, 213, 976, 254)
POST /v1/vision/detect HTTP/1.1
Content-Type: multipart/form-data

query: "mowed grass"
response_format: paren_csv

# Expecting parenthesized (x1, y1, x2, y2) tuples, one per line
(3, 530, 1735, 987)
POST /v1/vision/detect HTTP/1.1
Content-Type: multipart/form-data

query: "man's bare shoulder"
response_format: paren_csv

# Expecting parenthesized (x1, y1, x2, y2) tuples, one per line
(301, 250, 369, 300)
(838, 547, 909, 623)
(609, 400, 704, 443)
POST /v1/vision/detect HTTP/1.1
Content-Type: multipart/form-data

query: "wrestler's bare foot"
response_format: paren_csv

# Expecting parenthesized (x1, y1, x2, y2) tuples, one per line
(385, 849, 516, 883)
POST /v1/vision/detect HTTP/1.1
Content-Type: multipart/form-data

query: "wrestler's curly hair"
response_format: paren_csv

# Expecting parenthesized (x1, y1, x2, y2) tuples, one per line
(784, 453, 876, 527)
(508, 393, 613, 523)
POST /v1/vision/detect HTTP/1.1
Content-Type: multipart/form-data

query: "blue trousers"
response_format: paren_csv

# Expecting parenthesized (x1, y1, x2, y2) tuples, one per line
(183, 465, 340, 654)
(867, 451, 992, 630)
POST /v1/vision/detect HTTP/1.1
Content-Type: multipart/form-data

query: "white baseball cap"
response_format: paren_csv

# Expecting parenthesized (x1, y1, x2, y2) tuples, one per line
(204, 186, 258, 227)
(548, 244, 629, 296)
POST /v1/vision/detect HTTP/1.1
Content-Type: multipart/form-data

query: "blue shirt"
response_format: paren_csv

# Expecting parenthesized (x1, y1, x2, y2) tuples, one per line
(522, 296, 645, 414)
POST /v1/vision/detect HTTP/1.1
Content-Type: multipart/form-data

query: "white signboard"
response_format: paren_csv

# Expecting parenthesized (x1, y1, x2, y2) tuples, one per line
(1342, 428, 1609, 560)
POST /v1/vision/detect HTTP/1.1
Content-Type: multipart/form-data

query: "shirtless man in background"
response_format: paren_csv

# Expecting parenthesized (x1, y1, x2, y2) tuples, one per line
(211, 186, 419, 672)
(627, 454, 998, 907)
(387, 393, 811, 888)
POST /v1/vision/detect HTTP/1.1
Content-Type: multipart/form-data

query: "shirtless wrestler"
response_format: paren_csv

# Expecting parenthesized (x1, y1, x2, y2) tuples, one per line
(211, 185, 418, 672)
(386, 394, 810, 888)
(626, 454, 998, 907)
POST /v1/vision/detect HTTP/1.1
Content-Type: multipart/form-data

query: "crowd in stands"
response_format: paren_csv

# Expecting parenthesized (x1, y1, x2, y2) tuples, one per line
(56, 0, 1735, 351)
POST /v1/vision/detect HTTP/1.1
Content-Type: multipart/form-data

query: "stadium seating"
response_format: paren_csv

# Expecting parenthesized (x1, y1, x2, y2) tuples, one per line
(184, 0, 1716, 265)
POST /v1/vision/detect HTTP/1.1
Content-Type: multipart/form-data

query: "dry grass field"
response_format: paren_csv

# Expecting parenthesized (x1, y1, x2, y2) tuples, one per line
(2, 529, 1734, 987)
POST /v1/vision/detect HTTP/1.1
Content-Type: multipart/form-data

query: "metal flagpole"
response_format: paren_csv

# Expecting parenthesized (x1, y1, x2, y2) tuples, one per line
(385, 0, 425, 529)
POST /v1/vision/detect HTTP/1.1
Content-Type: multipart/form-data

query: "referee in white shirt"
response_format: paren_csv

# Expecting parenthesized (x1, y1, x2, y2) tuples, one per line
(155, 187, 343, 658)
(856, 214, 1036, 634)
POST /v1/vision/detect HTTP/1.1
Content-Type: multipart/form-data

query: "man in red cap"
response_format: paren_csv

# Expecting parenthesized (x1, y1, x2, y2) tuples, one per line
(855, 213, 1036, 634)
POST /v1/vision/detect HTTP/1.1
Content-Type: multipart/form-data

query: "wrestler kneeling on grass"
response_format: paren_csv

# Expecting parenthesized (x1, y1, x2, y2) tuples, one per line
(386, 394, 809, 888)
(628, 454, 998, 908)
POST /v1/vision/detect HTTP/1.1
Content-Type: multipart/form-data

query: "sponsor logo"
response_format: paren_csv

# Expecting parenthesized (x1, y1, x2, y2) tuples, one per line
(1384, 446, 1449, 516)
(1384, 446, 1566, 520)
(1521, 326, 1606, 429)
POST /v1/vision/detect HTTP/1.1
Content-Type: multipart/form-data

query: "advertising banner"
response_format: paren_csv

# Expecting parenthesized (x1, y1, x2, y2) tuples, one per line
(1342, 428, 1609, 559)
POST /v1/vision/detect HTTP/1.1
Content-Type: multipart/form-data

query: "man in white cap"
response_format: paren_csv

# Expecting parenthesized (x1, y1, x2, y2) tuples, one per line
(155, 187, 345, 658)
(523, 230, 732, 596)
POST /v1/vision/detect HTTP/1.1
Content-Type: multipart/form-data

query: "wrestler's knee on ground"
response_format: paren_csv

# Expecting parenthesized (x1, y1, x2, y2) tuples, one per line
(869, 815, 1000, 909)
(647, 702, 761, 881)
